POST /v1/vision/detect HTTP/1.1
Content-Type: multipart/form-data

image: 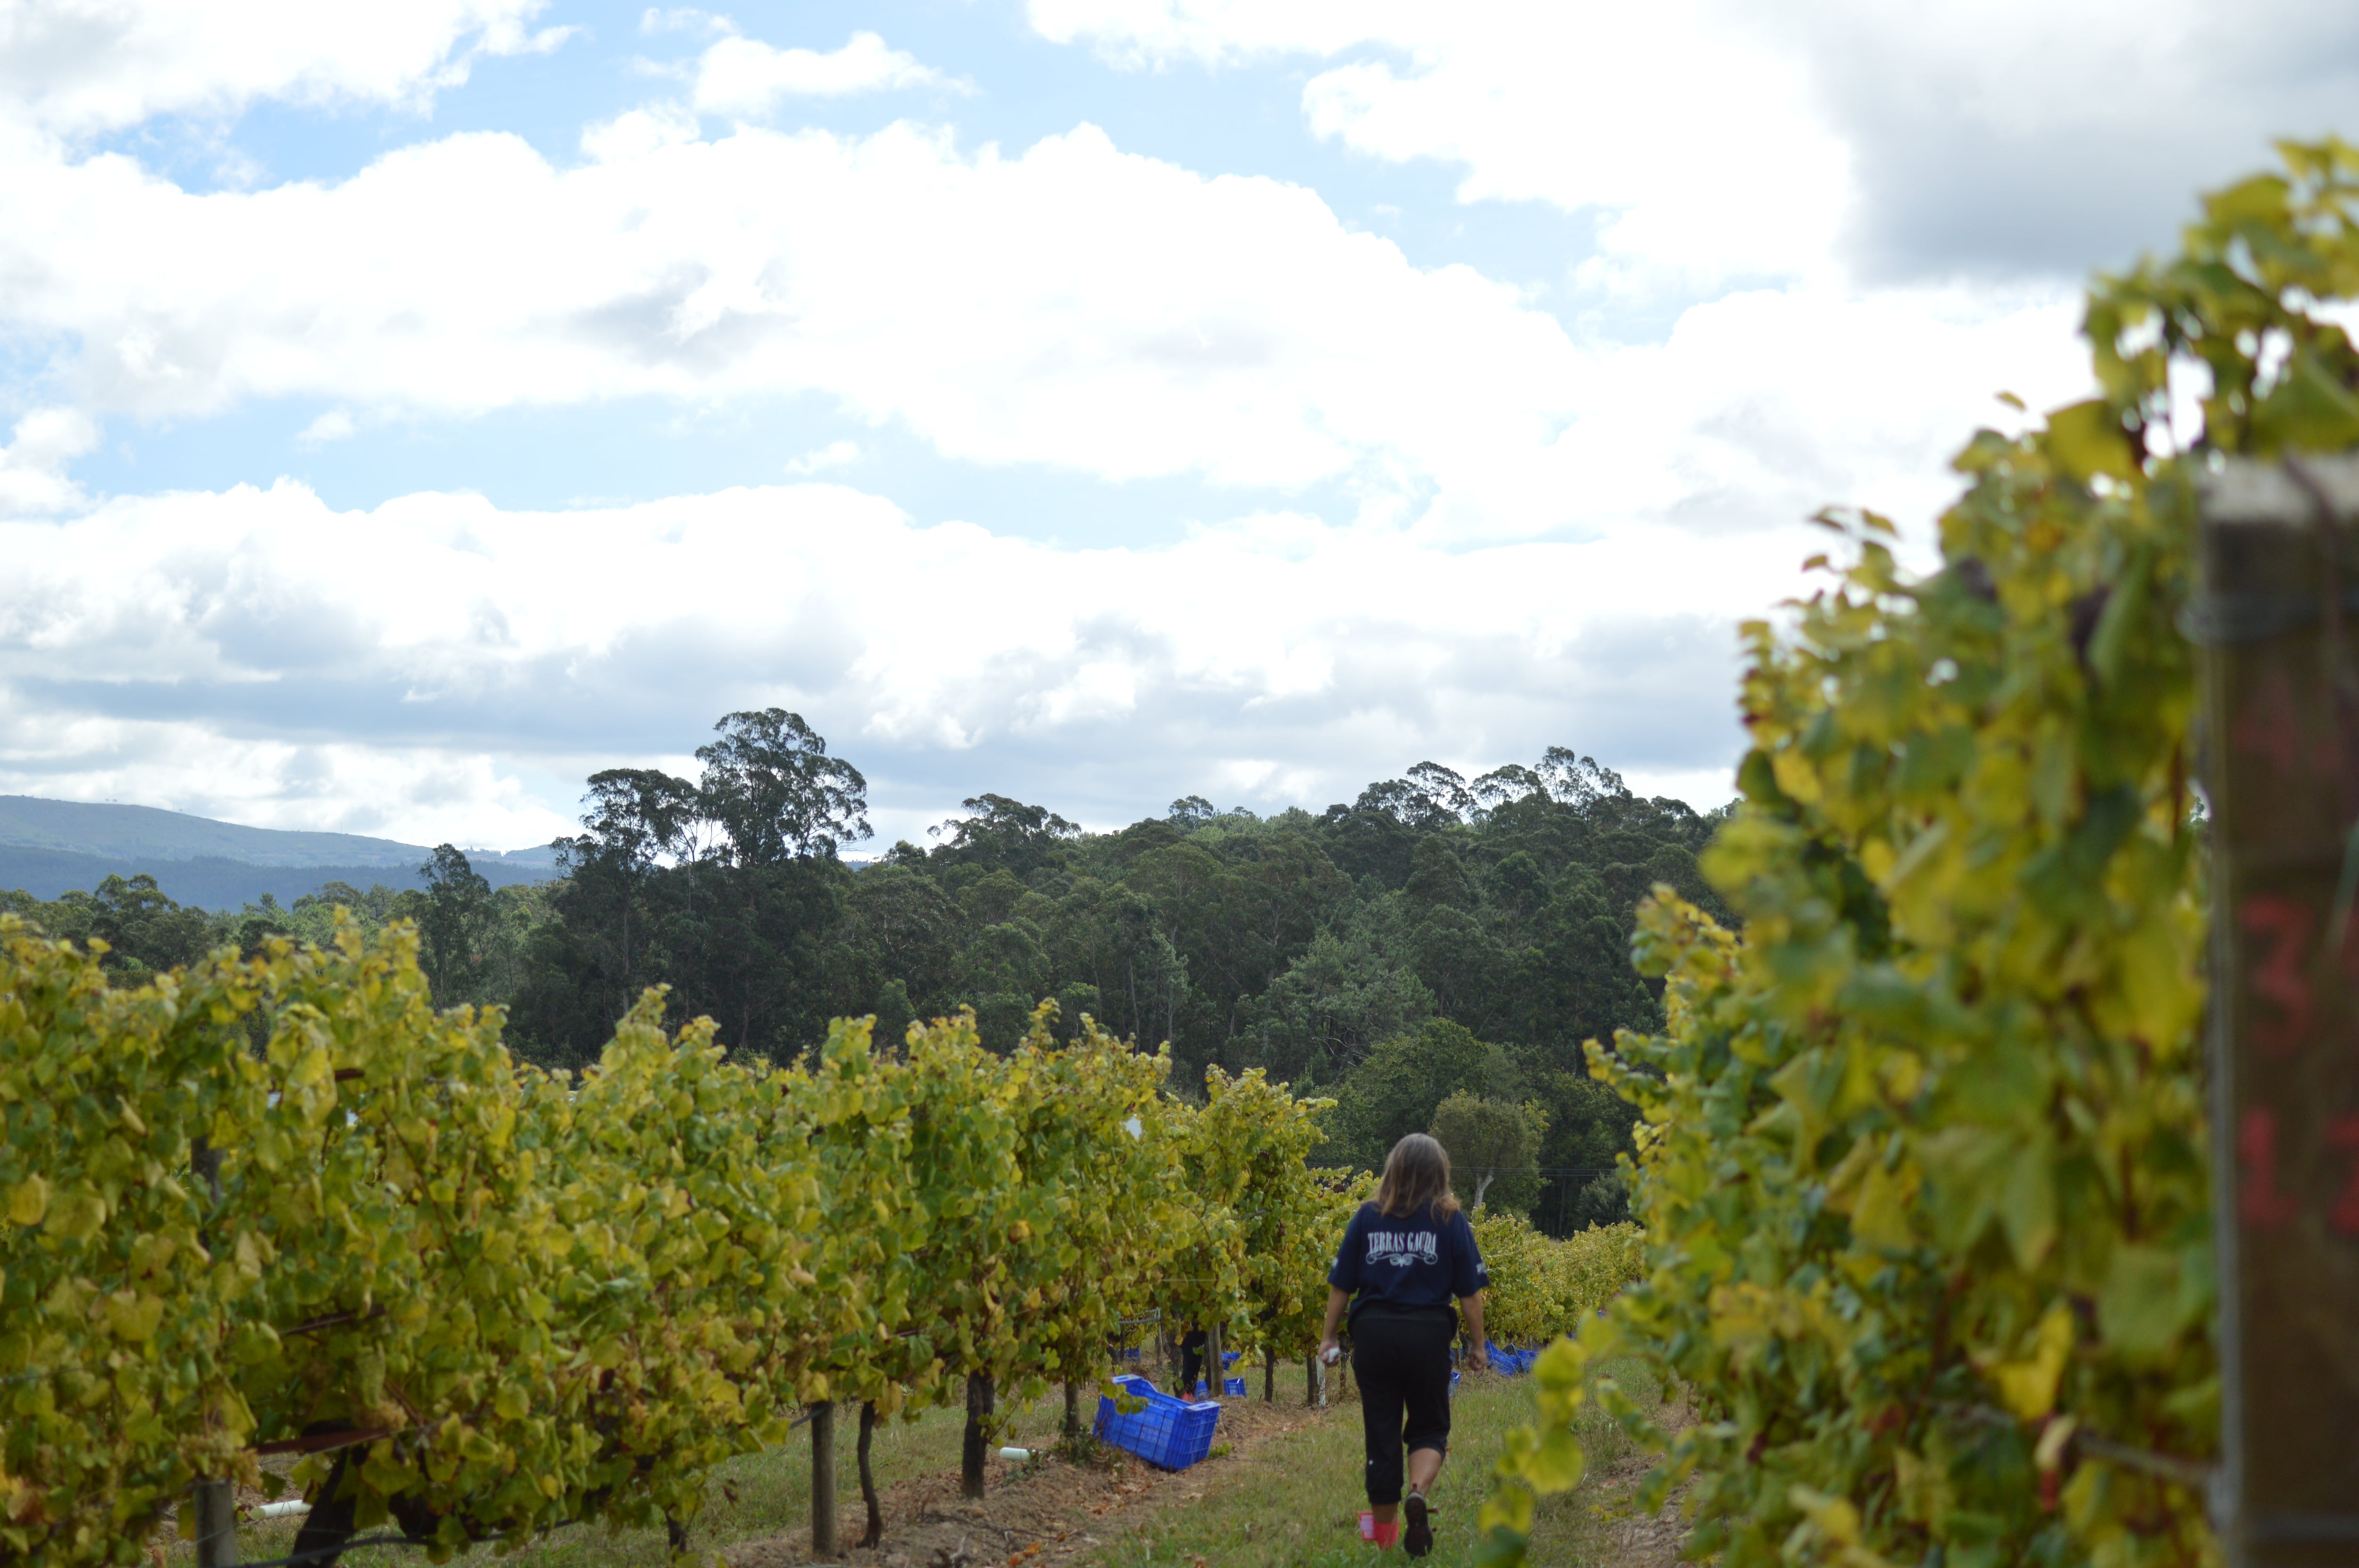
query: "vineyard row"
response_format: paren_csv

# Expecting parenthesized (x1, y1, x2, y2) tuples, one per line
(0, 916, 1637, 1568)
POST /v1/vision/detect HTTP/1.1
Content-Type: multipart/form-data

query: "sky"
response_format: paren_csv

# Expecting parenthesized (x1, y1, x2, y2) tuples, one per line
(0, 0, 2351, 855)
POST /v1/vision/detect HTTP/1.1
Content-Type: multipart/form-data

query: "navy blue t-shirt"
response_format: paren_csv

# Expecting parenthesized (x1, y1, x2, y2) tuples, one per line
(1328, 1201, 1488, 1325)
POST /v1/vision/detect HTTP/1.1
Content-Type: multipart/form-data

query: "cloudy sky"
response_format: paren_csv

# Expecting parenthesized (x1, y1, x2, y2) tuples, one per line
(0, 0, 2349, 853)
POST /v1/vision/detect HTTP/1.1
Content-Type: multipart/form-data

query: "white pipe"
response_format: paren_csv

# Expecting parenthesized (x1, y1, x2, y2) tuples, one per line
(996, 1447, 1030, 1462)
(255, 1501, 311, 1520)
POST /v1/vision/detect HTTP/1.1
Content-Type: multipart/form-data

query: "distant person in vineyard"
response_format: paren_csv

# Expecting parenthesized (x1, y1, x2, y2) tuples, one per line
(1319, 1133, 1489, 1557)
(1178, 1325, 1210, 1394)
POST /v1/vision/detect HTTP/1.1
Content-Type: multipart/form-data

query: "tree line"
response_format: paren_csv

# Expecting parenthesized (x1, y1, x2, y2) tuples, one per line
(4, 709, 1732, 1231)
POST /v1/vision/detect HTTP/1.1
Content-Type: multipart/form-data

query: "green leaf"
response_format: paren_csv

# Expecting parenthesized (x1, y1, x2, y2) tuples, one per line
(2045, 400, 2135, 482)
(2250, 346, 2359, 452)
(1999, 1143, 2058, 1268)
(2097, 1246, 2183, 1359)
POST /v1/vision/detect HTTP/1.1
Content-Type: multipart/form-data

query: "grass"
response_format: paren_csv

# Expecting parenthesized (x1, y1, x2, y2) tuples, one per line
(177, 1392, 1085, 1568)
(1079, 1358, 1666, 1568)
(173, 1358, 1670, 1568)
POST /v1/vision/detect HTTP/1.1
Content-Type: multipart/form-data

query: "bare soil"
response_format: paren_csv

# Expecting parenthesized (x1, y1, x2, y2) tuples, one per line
(1574, 1385, 1699, 1568)
(728, 1399, 1315, 1568)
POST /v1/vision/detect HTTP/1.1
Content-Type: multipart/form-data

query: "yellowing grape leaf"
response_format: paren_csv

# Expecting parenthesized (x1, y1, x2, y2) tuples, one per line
(1986, 1304, 2075, 1421)
(8, 1176, 47, 1227)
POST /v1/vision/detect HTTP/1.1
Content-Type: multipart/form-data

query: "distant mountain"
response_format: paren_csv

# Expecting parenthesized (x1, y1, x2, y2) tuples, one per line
(0, 796, 560, 910)
(0, 794, 558, 869)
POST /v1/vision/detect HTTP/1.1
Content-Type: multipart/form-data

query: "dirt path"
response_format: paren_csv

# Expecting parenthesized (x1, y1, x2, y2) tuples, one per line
(1570, 1385, 1698, 1568)
(727, 1398, 1324, 1568)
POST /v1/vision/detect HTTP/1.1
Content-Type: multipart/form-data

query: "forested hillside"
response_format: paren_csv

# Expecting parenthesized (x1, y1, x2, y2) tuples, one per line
(502, 712, 1728, 1228)
(2, 709, 1730, 1231)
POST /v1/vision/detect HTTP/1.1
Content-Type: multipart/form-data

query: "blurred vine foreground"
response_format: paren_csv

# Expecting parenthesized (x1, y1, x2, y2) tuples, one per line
(1482, 140, 2359, 1568)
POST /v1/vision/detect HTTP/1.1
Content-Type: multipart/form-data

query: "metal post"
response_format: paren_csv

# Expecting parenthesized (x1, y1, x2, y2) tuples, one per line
(2196, 455, 2359, 1566)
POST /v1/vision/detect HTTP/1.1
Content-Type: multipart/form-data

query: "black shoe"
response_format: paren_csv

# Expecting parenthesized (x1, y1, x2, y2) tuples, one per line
(1403, 1493, 1432, 1558)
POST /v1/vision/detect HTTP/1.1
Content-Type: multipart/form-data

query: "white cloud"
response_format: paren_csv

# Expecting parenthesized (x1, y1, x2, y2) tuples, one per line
(1031, 0, 2359, 285)
(1301, 15, 1847, 293)
(1028, 0, 1387, 68)
(0, 112, 2086, 545)
(0, 407, 97, 515)
(692, 32, 960, 117)
(0, 0, 566, 136)
(0, 701, 573, 852)
(1767, 0, 2359, 278)
(576, 101, 702, 162)
(641, 8, 732, 36)
(1538, 282, 2083, 555)
(0, 478, 1807, 839)
(0, 117, 1581, 496)
(1031, 0, 1849, 291)
(0, 0, 2195, 848)
(294, 408, 355, 446)
(784, 439, 860, 475)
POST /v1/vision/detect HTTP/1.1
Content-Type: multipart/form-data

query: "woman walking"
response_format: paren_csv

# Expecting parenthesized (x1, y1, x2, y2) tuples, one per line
(1319, 1133, 1489, 1556)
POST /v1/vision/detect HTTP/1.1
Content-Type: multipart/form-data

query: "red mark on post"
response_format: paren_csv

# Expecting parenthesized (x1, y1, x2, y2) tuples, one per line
(2234, 669, 2301, 770)
(2242, 1108, 2299, 1229)
(2242, 894, 2317, 1056)
(2329, 1117, 2359, 1237)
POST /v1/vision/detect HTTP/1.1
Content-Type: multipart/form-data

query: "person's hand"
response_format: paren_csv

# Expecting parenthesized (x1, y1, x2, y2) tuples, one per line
(1318, 1336, 1342, 1366)
(1465, 1343, 1489, 1374)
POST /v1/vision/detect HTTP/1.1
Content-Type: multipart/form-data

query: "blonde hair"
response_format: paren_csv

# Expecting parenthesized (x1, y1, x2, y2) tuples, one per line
(1374, 1133, 1461, 1220)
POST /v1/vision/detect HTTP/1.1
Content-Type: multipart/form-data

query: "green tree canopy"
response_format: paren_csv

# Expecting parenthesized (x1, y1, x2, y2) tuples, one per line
(416, 844, 492, 1006)
(696, 708, 871, 864)
(1430, 1091, 1548, 1213)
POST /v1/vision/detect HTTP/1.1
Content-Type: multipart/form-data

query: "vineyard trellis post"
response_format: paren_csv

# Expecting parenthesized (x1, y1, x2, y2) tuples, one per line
(808, 1401, 837, 1557)
(960, 1374, 993, 1501)
(2197, 455, 2359, 1565)
(191, 1136, 237, 1568)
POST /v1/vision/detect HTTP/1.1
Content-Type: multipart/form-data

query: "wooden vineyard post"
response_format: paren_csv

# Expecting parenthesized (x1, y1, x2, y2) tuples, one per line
(960, 1373, 993, 1501)
(808, 1401, 837, 1558)
(190, 1138, 236, 1568)
(2199, 455, 2359, 1566)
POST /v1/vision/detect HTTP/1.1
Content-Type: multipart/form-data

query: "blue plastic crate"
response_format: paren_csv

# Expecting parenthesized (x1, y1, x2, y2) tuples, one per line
(1484, 1342, 1537, 1376)
(1223, 1375, 1247, 1396)
(1096, 1375, 1221, 1471)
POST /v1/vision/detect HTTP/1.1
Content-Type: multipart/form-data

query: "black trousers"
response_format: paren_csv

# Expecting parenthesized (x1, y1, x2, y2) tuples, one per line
(1352, 1308, 1454, 1506)
(1179, 1328, 1208, 1392)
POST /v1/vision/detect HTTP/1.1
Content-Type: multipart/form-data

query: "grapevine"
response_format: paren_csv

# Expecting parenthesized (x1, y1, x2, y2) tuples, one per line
(1486, 140, 2359, 1568)
(1467, 1214, 1639, 1351)
(4, 908, 1586, 1567)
